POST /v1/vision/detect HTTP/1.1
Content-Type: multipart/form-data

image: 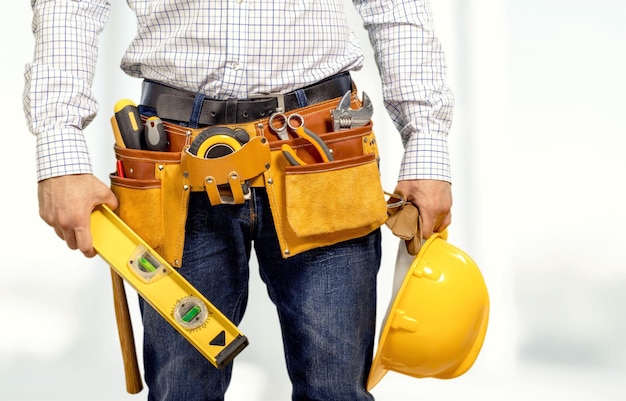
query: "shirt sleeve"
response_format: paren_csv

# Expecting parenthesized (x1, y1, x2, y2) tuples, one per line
(23, 0, 110, 182)
(353, 0, 455, 182)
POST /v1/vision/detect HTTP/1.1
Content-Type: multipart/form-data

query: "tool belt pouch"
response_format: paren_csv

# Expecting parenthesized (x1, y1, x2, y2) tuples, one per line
(109, 146, 189, 267)
(180, 135, 271, 205)
(263, 97, 388, 258)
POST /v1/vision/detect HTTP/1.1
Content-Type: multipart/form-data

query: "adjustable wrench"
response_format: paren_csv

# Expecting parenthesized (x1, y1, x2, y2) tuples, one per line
(331, 91, 374, 130)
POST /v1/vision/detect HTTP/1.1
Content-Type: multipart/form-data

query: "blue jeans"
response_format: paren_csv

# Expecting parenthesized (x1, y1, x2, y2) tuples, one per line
(139, 189, 382, 401)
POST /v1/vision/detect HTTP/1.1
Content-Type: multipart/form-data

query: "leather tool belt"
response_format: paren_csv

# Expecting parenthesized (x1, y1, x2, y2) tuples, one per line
(110, 75, 387, 264)
(140, 72, 353, 125)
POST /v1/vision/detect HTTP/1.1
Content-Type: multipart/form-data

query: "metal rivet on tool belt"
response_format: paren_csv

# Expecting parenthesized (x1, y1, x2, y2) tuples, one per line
(267, 178, 273, 185)
(183, 185, 189, 191)
(265, 163, 270, 169)
(158, 164, 164, 170)
(284, 249, 290, 256)
(206, 177, 213, 184)
(231, 173, 238, 180)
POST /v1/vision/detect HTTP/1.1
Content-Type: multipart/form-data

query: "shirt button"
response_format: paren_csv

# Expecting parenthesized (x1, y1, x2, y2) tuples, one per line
(232, 62, 241, 70)
(236, 0, 243, 4)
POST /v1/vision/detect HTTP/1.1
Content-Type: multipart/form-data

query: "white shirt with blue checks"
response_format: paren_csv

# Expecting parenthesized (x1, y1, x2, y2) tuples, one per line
(24, 0, 454, 183)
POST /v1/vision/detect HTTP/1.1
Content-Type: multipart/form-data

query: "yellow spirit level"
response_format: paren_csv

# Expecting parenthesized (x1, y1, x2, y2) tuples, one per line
(90, 204, 248, 368)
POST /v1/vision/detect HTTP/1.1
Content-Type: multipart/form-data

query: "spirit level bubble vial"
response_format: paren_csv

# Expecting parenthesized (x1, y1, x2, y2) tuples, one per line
(90, 204, 248, 368)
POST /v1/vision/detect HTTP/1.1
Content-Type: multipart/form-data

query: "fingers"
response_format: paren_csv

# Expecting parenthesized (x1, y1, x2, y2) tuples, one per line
(107, 194, 120, 211)
(47, 205, 96, 258)
(394, 179, 452, 239)
(38, 174, 114, 258)
(75, 226, 97, 258)
(420, 208, 451, 239)
(102, 186, 120, 212)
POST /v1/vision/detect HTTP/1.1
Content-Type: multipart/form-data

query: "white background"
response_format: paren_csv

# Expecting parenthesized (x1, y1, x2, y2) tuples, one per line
(1, 0, 625, 400)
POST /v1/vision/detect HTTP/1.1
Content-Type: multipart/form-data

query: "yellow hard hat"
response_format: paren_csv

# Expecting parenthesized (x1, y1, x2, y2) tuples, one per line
(367, 231, 489, 390)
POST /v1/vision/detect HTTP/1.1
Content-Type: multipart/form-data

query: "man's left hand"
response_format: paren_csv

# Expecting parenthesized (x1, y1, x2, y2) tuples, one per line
(394, 179, 452, 239)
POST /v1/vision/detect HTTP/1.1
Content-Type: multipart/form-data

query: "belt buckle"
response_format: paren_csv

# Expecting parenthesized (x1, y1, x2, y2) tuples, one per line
(249, 92, 285, 114)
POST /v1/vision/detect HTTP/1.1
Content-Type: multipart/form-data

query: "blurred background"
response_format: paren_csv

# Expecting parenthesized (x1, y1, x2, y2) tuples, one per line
(2, 0, 625, 400)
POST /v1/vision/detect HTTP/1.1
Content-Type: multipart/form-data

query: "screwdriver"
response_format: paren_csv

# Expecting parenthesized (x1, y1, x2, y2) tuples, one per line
(111, 99, 143, 149)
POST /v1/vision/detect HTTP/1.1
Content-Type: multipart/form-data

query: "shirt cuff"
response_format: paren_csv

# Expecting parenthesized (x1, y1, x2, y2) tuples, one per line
(398, 133, 451, 183)
(35, 128, 93, 182)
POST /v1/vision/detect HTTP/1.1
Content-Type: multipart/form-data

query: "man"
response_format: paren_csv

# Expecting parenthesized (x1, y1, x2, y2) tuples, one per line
(24, 0, 453, 400)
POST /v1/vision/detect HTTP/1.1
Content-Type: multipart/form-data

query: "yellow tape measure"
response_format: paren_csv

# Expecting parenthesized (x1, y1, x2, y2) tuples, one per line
(90, 205, 248, 368)
(188, 126, 250, 158)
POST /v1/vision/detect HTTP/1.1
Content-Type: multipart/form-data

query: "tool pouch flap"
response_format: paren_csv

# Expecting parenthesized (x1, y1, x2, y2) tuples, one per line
(284, 153, 387, 237)
(180, 136, 271, 205)
(181, 136, 270, 187)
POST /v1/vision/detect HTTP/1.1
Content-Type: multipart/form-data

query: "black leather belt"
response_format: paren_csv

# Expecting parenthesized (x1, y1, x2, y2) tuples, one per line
(140, 72, 352, 126)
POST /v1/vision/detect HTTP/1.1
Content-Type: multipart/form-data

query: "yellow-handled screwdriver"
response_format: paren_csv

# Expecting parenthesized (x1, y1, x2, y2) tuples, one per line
(111, 99, 143, 149)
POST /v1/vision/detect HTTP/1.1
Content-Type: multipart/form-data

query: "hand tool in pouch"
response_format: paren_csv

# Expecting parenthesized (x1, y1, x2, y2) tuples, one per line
(281, 126, 334, 165)
(91, 205, 249, 369)
(144, 116, 169, 151)
(111, 99, 144, 149)
(331, 91, 373, 130)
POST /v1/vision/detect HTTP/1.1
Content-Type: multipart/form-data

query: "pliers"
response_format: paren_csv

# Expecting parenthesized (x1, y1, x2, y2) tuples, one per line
(281, 126, 334, 166)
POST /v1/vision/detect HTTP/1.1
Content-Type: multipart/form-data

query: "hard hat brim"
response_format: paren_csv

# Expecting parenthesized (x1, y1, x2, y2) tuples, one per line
(366, 230, 489, 391)
(366, 233, 443, 391)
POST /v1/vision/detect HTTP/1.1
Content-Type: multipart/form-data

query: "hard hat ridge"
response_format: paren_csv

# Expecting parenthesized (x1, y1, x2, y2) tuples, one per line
(367, 231, 489, 390)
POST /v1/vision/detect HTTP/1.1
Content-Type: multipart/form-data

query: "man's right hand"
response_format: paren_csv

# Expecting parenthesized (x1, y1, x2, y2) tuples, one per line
(38, 174, 119, 258)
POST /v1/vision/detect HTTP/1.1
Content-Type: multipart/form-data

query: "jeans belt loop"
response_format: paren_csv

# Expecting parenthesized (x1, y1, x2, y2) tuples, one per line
(190, 93, 206, 128)
(294, 89, 309, 108)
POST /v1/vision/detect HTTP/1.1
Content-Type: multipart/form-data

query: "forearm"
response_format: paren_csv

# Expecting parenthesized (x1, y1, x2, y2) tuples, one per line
(354, 0, 454, 182)
(24, 0, 111, 181)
